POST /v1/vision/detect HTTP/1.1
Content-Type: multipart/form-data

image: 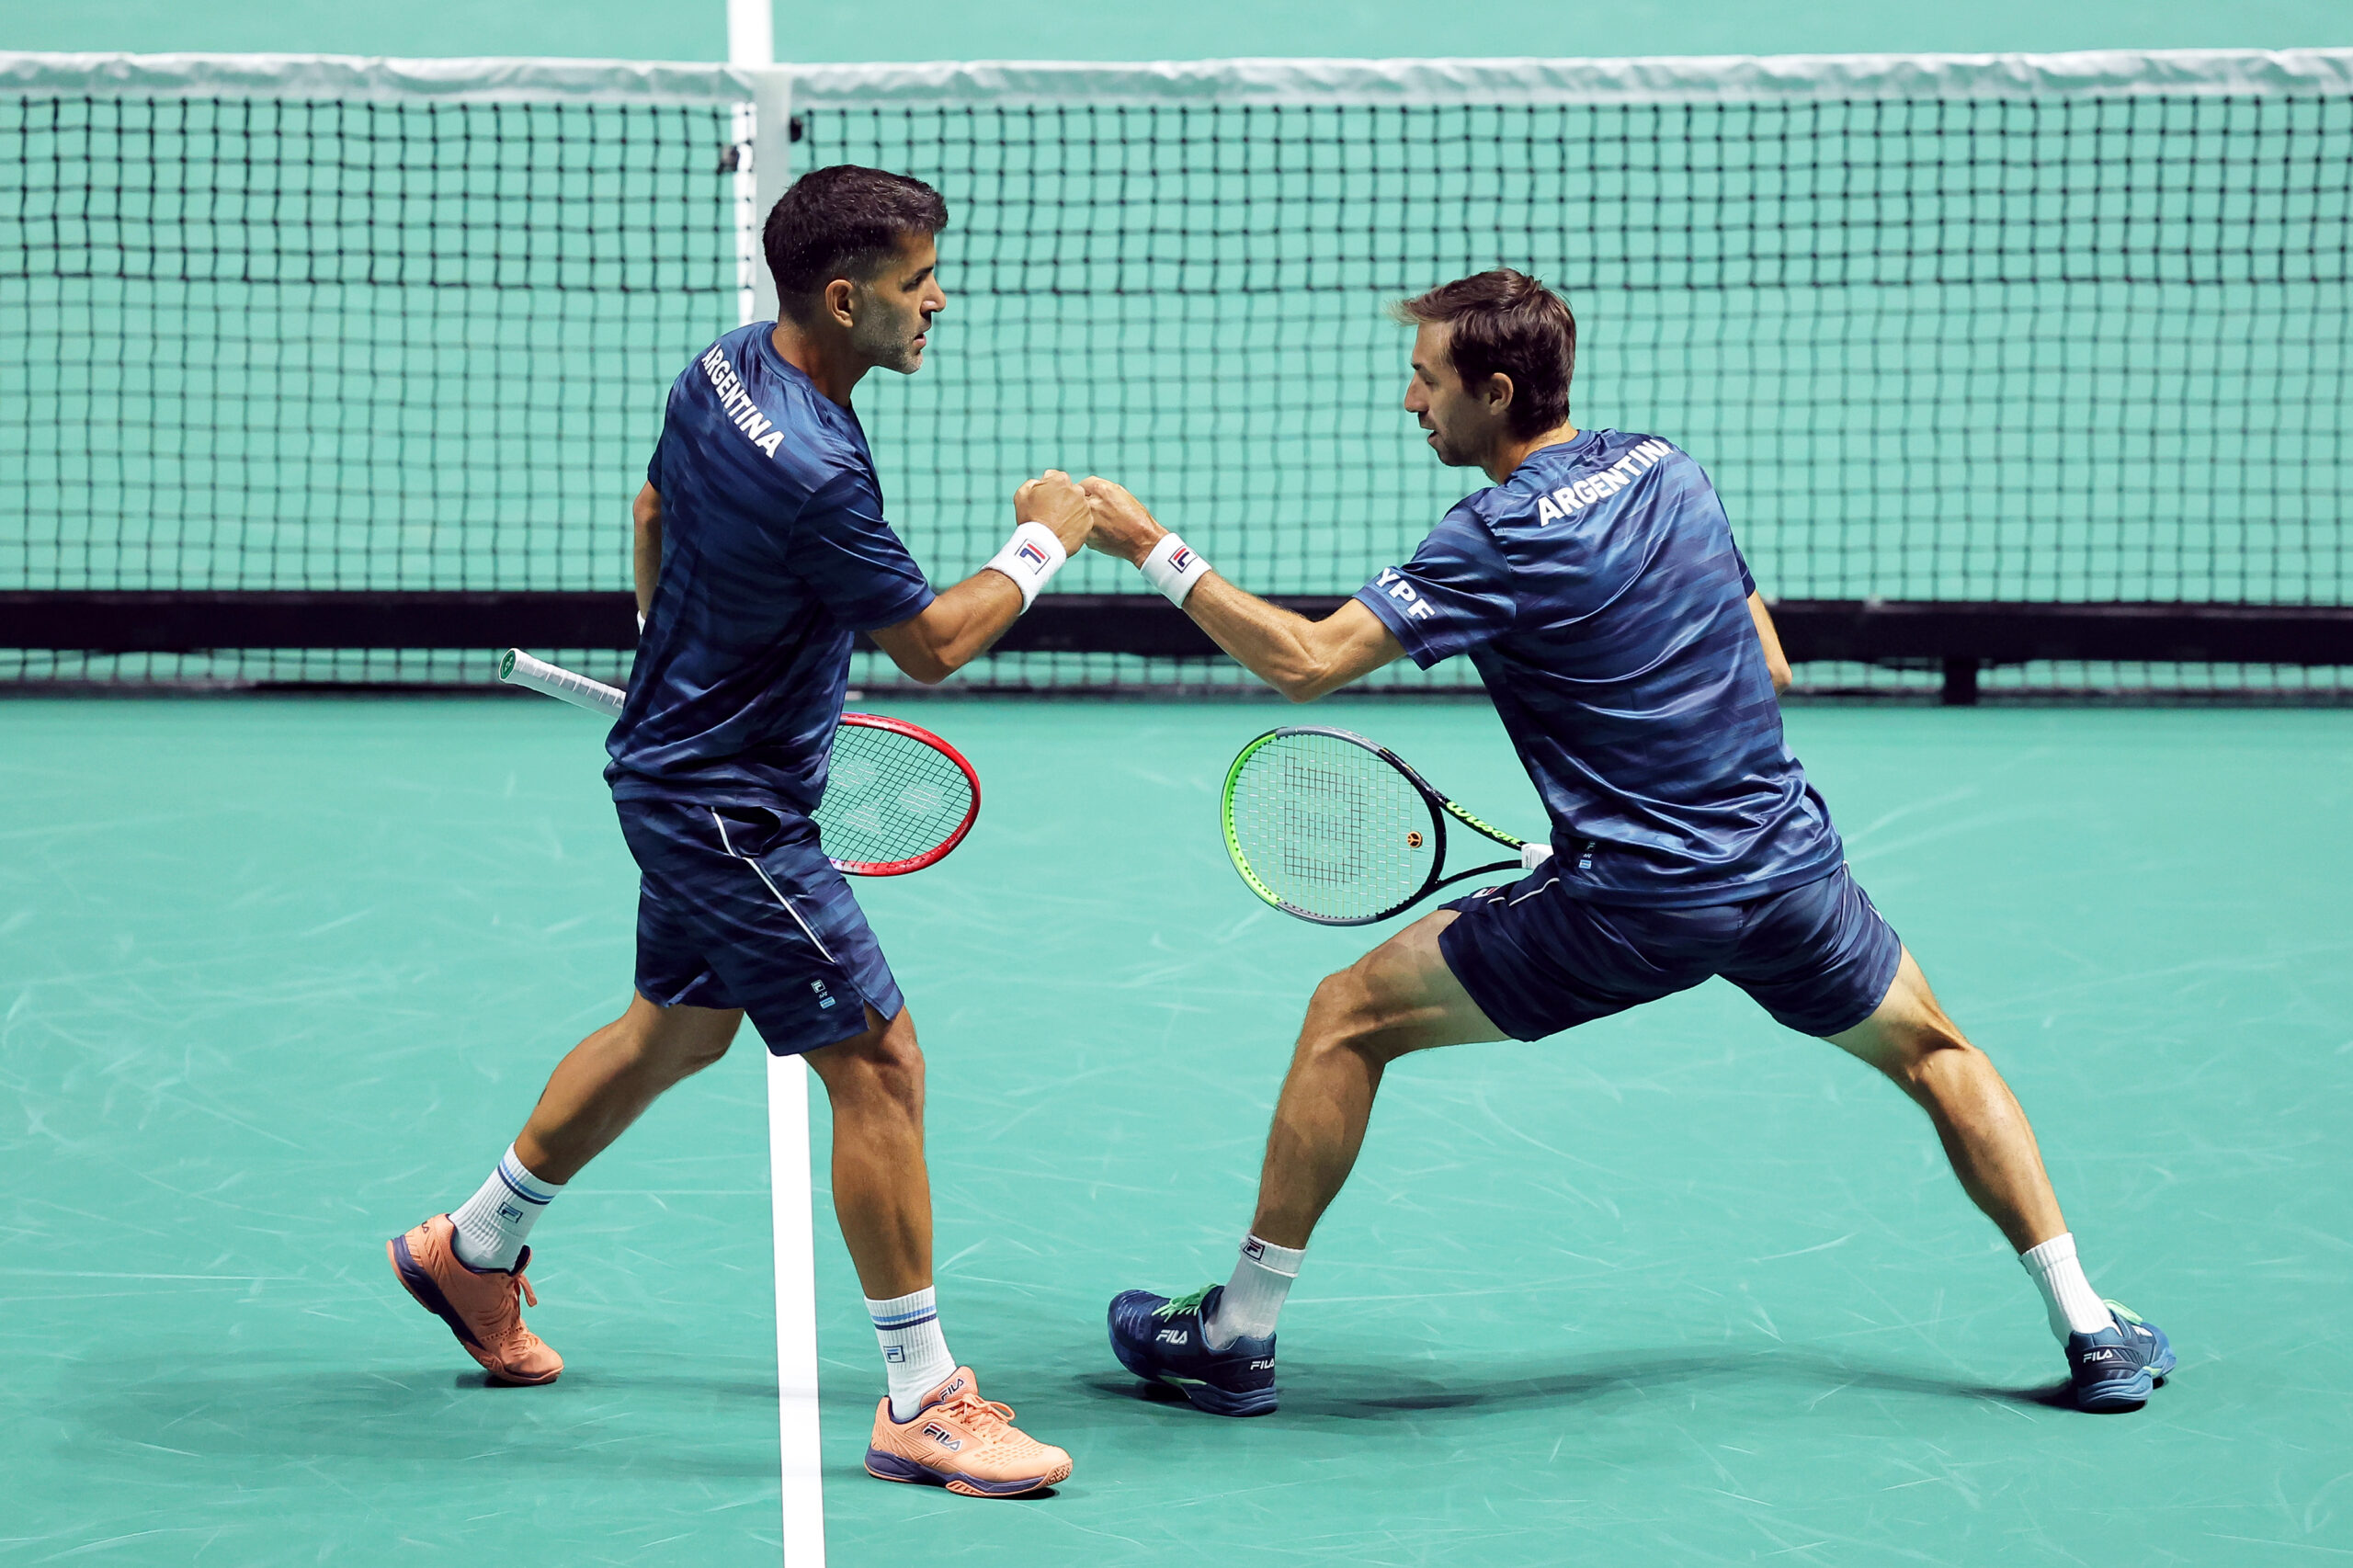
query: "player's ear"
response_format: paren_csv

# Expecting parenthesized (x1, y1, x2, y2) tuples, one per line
(823, 276, 858, 328)
(1482, 370, 1516, 420)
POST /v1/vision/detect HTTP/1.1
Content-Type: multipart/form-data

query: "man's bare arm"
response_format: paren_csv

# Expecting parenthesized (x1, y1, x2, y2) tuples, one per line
(1082, 479, 1404, 701)
(868, 472, 1094, 686)
(633, 483, 662, 621)
(867, 571, 1029, 685)
(1746, 591, 1792, 696)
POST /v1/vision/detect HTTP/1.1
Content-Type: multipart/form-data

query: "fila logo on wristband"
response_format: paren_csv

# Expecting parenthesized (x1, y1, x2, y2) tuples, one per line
(984, 520, 1069, 611)
(1142, 531, 1211, 607)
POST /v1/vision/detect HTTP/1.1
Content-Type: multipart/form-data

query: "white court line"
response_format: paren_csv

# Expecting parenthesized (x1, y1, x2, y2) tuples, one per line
(722, 0, 819, 1551)
(768, 1051, 827, 1568)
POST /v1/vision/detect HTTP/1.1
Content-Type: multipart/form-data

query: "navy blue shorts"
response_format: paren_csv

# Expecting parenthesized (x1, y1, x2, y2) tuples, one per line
(1438, 862, 1903, 1040)
(613, 798, 904, 1057)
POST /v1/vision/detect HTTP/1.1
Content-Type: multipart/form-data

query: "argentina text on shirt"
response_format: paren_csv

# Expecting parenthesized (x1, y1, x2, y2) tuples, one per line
(1532, 438, 1675, 526)
(698, 344, 788, 458)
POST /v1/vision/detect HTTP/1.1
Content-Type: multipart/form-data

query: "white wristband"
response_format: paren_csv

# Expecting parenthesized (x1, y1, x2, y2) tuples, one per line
(983, 521, 1068, 612)
(1141, 532, 1212, 607)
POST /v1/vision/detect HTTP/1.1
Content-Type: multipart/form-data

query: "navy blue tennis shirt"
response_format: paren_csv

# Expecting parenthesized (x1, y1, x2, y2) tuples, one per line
(1353, 429, 1843, 905)
(606, 323, 935, 812)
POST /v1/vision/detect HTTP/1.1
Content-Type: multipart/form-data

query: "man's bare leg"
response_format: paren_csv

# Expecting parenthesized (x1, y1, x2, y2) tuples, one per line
(388, 994, 743, 1385)
(804, 1004, 933, 1301)
(514, 994, 745, 1184)
(1107, 911, 1505, 1407)
(1826, 944, 2169, 1394)
(506, 994, 931, 1299)
(1825, 948, 2064, 1254)
(1249, 910, 1507, 1249)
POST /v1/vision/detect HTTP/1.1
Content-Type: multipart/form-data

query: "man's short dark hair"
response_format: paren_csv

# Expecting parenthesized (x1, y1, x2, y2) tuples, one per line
(764, 165, 949, 323)
(1392, 269, 1576, 437)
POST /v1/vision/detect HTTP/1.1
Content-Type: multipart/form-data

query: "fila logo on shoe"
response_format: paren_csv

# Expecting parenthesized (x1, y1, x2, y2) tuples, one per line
(1156, 1329, 1188, 1346)
(1250, 1359, 1275, 1370)
(922, 1422, 962, 1450)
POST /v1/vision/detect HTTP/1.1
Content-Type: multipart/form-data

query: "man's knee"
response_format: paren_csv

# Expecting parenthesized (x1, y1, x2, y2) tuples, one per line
(1872, 1015, 1982, 1098)
(1300, 961, 1412, 1066)
(623, 997, 741, 1080)
(809, 1006, 925, 1117)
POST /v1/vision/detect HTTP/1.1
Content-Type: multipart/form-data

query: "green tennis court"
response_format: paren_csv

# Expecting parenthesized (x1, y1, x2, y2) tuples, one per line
(7, 0, 2353, 1562)
(4, 696, 2347, 1564)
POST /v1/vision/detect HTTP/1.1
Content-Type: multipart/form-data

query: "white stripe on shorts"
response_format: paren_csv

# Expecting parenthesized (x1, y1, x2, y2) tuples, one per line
(709, 809, 839, 964)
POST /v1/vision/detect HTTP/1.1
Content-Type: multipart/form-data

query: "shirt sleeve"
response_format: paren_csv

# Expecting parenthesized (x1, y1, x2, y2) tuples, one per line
(1350, 505, 1517, 670)
(786, 469, 938, 633)
(1732, 540, 1756, 597)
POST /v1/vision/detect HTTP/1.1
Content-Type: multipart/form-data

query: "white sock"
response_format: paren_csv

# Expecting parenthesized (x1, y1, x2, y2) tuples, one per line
(1204, 1234, 1303, 1349)
(448, 1145, 563, 1272)
(869, 1288, 957, 1420)
(2019, 1232, 2114, 1341)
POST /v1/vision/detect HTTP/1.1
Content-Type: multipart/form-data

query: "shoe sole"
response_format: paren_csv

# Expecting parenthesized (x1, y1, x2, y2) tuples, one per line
(385, 1235, 561, 1388)
(864, 1447, 1068, 1497)
(1162, 1374, 1279, 1417)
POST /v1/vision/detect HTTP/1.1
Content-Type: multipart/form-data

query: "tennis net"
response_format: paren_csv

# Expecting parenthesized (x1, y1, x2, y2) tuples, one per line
(6, 50, 2351, 699)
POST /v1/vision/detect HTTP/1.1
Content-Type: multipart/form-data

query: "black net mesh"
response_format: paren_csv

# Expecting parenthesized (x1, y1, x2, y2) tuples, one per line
(0, 91, 737, 686)
(808, 95, 2351, 697)
(5, 80, 2349, 697)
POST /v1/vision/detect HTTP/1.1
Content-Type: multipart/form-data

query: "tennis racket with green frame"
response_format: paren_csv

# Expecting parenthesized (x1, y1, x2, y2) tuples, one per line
(1221, 725, 1559, 926)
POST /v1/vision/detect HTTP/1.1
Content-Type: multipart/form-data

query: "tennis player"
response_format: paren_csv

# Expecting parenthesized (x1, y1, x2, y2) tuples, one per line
(1082, 268, 2173, 1416)
(389, 165, 1089, 1497)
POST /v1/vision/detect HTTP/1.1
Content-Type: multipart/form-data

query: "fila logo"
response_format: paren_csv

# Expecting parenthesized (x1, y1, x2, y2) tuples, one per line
(1167, 545, 1197, 572)
(922, 1422, 963, 1450)
(497, 1202, 525, 1224)
(1155, 1329, 1188, 1346)
(1242, 1238, 1266, 1262)
(810, 978, 835, 1010)
(1249, 1359, 1276, 1370)
(883, 1346, 906, 1363)
(1015, 540, 1052, 572)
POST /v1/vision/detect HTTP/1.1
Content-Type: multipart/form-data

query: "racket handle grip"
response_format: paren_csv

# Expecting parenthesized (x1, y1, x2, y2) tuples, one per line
(1520, 841, 1554, 871)
(500, 648, 625, 717)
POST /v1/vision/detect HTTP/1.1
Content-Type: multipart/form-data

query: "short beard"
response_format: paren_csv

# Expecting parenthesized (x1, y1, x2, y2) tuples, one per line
(854, 316, 926, 376)
(1425, 427, 1480, 468)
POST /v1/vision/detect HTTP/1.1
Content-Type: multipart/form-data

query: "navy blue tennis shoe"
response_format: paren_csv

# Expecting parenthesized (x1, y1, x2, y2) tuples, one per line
(1108, 1285, 1279, 1416)
(2066, 1301, 2176, 1412)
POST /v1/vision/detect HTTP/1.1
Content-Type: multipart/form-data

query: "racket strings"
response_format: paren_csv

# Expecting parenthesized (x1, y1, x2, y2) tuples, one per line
(817, 724, 973, 868)
(1230, 732, 1431, 922)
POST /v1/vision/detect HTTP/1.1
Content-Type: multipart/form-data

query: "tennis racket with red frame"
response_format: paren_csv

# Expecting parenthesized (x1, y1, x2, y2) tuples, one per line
(498, 648, 980, 876)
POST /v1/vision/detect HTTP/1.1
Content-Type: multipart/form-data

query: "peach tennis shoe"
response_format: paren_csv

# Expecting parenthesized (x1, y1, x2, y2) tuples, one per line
(386, 1214, 563, 1386)
(864, 1366, 1073, 1497)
